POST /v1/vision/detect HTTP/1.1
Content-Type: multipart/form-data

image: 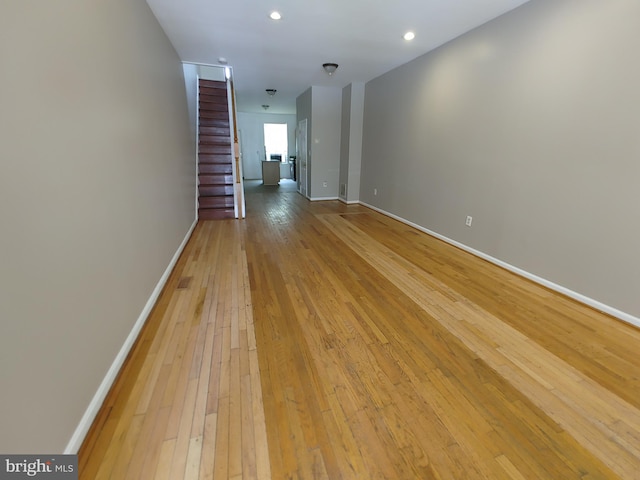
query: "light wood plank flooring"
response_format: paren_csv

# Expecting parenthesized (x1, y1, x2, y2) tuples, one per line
(80, 180, 640, 479)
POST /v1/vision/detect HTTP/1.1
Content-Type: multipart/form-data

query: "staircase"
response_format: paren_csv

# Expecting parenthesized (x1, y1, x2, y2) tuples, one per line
(198, 79, 235, 220)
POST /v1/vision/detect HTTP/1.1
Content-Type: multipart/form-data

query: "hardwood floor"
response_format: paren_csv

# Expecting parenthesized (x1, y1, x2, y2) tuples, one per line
(80, 180, 640, 479)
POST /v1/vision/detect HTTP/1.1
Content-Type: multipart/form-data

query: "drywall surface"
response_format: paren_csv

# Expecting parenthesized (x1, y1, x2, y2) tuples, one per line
(339, 83, 364, 203)
(0, 0, 196, 452)
(182, 63, 198, 138)
(339, 85, 353, 201)
(296, 88, 313, 196)
(360, 0, 640, 318)
(310, 86, 342, 199)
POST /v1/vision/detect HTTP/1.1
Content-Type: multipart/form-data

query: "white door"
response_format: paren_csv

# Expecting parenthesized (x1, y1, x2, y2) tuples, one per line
(297, 119, 308, 197)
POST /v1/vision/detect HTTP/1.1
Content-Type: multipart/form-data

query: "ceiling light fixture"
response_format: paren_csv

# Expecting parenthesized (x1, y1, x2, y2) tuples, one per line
(403, 31, 416, 41)
(266, 89, 277, 96)
(269, 11, 282, 20)
(217, 57, 228, 64)
(262, 104, 270, 110)
(322, 63, 339, 76)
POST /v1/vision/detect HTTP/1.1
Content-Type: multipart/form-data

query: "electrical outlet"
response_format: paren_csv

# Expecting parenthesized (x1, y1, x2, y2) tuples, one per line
(374, 188, 378, 196)
(465, 216, 473, 227)
(323, 181, 328, 187)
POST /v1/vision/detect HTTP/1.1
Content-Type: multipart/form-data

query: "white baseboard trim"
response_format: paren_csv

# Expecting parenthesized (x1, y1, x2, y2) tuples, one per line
(359, 202, 640, 330)
(310, 196, 339, 202)
(64, 218, 198, 454)
(339, 198, 360, 205)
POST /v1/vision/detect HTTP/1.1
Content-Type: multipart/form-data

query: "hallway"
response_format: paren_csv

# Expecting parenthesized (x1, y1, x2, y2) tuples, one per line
(80, 186, 640, 479)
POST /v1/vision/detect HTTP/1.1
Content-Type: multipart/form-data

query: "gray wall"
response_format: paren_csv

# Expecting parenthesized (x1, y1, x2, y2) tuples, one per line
(298, 87, 342, 199)
(0, 0, 196, 452)
(296, 88, 313, 196)
(182, 63, 199, 139)
(339, 83, 365, 203)
(311, 87, 342, 199)
(360, 0, 640, 320)
(237, 112, 297, 180)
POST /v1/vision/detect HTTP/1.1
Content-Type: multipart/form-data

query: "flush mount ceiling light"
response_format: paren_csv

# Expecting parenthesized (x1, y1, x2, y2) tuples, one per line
(265, 89, 277, 96)
(403, 31, 416, 41)
(322, 63, 339, 76)
(269, 11, 282, 20)
(262, 104, 270, 110)
(217, 57, 228, 64)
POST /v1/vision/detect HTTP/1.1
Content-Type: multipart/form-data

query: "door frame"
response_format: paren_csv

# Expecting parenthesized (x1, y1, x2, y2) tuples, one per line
(297, 118, 308, 198)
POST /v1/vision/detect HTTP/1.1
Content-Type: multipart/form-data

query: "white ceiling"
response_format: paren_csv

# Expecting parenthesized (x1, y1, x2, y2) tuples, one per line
(146, 0, 530, 114)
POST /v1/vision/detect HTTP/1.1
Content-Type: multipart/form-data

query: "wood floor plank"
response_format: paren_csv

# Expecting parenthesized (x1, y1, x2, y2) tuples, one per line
(198, 413, 217, 480)
(79, 180, 640, 479)
(153, 438, 176, 480)
(316, 211, 637, 478)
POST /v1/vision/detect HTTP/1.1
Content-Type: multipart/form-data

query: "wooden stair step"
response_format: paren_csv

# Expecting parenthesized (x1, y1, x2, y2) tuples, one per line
(198, 185, 235, 197)
(199, 174, 234, 185)
(199, 110, 229, 120)
(200, 126, 230, 136)
(198, 154, 233, 164)
(199, 93, 228, 104)
(199, 196, 235, 209)
(199, 163, 233, 174)
(199, 118, 229, 128)
(199, 144, 232, 155)
(199, 84, 227, 93)
(198, 91, 228, 100)
(199, 134, 231, 145)
(199, 82, 227, 93)
(199, 79, 226, 89)
(199, 103, 229, 113)
(198, 208, 235, 220)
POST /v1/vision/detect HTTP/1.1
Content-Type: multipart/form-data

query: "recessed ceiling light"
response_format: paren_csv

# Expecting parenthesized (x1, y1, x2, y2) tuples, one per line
(403, 31, 415, 41)
(269, 11, 282, 20)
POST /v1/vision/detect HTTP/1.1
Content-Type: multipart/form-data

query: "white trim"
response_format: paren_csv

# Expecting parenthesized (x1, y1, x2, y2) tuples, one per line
(310, 196, 339, 202)
(182, 60, 227, 69)
(195, 75, 201, 220)
(64, 219, 198, 454)
(339, 198, 360, 205)
(226, 80, 239, 219)
(359, 202, 640, 330)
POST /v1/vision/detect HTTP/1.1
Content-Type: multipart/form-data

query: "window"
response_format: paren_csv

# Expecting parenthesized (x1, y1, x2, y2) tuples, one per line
(264, 123, 288, 163)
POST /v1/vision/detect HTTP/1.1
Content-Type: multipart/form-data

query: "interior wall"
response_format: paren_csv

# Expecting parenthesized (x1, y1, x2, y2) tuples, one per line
(237, 112, 297, 180)
(310, 86, 342, 199)
(339, 85, 353, 201)
(360, 0, 640, 319)
(296, 88, 313, 196)
(0, 0, 196, 452)
(198, 65, 227, 82)
(182, 63, 198, 139)
(339, 83, 365, 203)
